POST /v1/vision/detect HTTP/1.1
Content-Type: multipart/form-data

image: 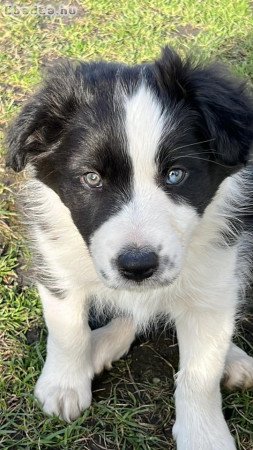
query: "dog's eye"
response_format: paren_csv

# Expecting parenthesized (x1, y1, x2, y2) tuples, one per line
(166, 168, 186, 185)
(81, 172, 102, 188)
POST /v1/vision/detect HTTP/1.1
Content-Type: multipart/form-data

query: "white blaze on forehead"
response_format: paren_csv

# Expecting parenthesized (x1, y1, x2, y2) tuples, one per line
(124, 83, 167, 180)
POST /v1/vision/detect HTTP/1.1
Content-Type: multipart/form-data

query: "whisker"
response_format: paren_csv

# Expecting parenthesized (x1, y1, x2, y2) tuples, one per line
(161, 138, 216, 156)
(39, 169, 57, 182)
(171, 150, 215, 158)
(173, 155, 229, 168)
(162, 149, 216, 166)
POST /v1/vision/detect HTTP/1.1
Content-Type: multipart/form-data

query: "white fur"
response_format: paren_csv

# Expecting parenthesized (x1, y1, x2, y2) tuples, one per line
(23, 84, 253, 449)
(91, 318, 136, 374)
(124, 83, 167, 180)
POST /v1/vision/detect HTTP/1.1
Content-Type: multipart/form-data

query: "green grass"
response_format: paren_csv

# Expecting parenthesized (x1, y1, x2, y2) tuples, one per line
(1, 0, 253, 448)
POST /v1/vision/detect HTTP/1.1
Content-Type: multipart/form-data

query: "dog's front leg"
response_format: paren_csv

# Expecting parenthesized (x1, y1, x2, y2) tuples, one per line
(35, 284, 93, 421)
(173, 306, 236, 450)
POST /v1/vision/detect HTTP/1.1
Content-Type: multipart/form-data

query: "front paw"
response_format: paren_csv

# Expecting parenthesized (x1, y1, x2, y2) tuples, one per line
(224, 349, 253, 390)
(35, 366, 92, 421)
(173, 420, 236, 450)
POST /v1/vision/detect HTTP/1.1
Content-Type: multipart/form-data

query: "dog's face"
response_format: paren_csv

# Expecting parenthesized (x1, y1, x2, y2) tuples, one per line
(6, 48, 253, 289)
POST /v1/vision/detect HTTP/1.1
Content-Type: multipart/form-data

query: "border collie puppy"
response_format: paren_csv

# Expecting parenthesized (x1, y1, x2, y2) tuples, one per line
(6, 47, 253, 450)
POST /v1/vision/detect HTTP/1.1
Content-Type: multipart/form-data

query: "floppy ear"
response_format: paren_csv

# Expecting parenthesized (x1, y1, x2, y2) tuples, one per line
(155, 47, 253, 166)
(6, 60, 82, 172)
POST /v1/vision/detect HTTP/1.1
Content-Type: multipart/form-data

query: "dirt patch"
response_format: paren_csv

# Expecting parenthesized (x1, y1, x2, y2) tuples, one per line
(93, 326, 178, 399)
(26, 326, 42, 345)
(172, 24, 201, 38)
(129, 333, 178, 383)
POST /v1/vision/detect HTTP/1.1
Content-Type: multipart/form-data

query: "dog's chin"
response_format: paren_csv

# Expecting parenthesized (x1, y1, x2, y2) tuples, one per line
(97, 271, 179, 291)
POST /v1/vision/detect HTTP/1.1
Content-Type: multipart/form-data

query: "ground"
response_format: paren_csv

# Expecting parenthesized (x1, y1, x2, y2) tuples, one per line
(0, 1, 253, 449)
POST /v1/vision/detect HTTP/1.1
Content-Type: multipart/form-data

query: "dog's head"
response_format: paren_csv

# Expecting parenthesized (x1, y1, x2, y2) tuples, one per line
(6, 48, 253, 289)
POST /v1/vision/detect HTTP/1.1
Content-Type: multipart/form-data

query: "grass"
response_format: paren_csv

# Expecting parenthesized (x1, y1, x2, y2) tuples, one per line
(0, 0, 253, 448)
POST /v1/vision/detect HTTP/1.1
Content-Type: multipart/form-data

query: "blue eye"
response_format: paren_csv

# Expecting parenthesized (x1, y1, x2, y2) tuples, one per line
(166, 168, 186, 185)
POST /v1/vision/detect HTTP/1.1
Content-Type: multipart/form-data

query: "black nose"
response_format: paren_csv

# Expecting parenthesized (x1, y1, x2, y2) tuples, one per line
(117, 248, 159, 281)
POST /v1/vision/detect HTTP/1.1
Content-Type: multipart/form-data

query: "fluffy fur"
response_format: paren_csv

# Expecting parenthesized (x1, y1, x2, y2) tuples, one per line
(6, 47, 253, 450)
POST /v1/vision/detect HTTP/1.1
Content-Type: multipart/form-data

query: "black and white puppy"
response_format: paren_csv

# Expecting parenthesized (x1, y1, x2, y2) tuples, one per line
(6, 47, 253, 450)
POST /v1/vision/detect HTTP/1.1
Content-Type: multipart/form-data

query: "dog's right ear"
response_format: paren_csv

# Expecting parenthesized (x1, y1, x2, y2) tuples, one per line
(6, 60, 82, 172)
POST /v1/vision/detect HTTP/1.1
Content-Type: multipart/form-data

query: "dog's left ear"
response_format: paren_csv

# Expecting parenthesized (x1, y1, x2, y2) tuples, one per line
(189, 64, 253, 166)
(155, 47, 253, 166)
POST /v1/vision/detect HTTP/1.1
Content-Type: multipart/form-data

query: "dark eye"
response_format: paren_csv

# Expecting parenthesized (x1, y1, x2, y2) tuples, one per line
(166, 168, 186, 185)
(81, 172, 102, 188)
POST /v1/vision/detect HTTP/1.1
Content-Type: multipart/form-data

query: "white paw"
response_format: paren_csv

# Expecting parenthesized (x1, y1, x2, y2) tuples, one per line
(224, 345, 253, 390)
(35, 368, 92, 421)
(91, 329, 132, 374)
(91, 319, 135, 375)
